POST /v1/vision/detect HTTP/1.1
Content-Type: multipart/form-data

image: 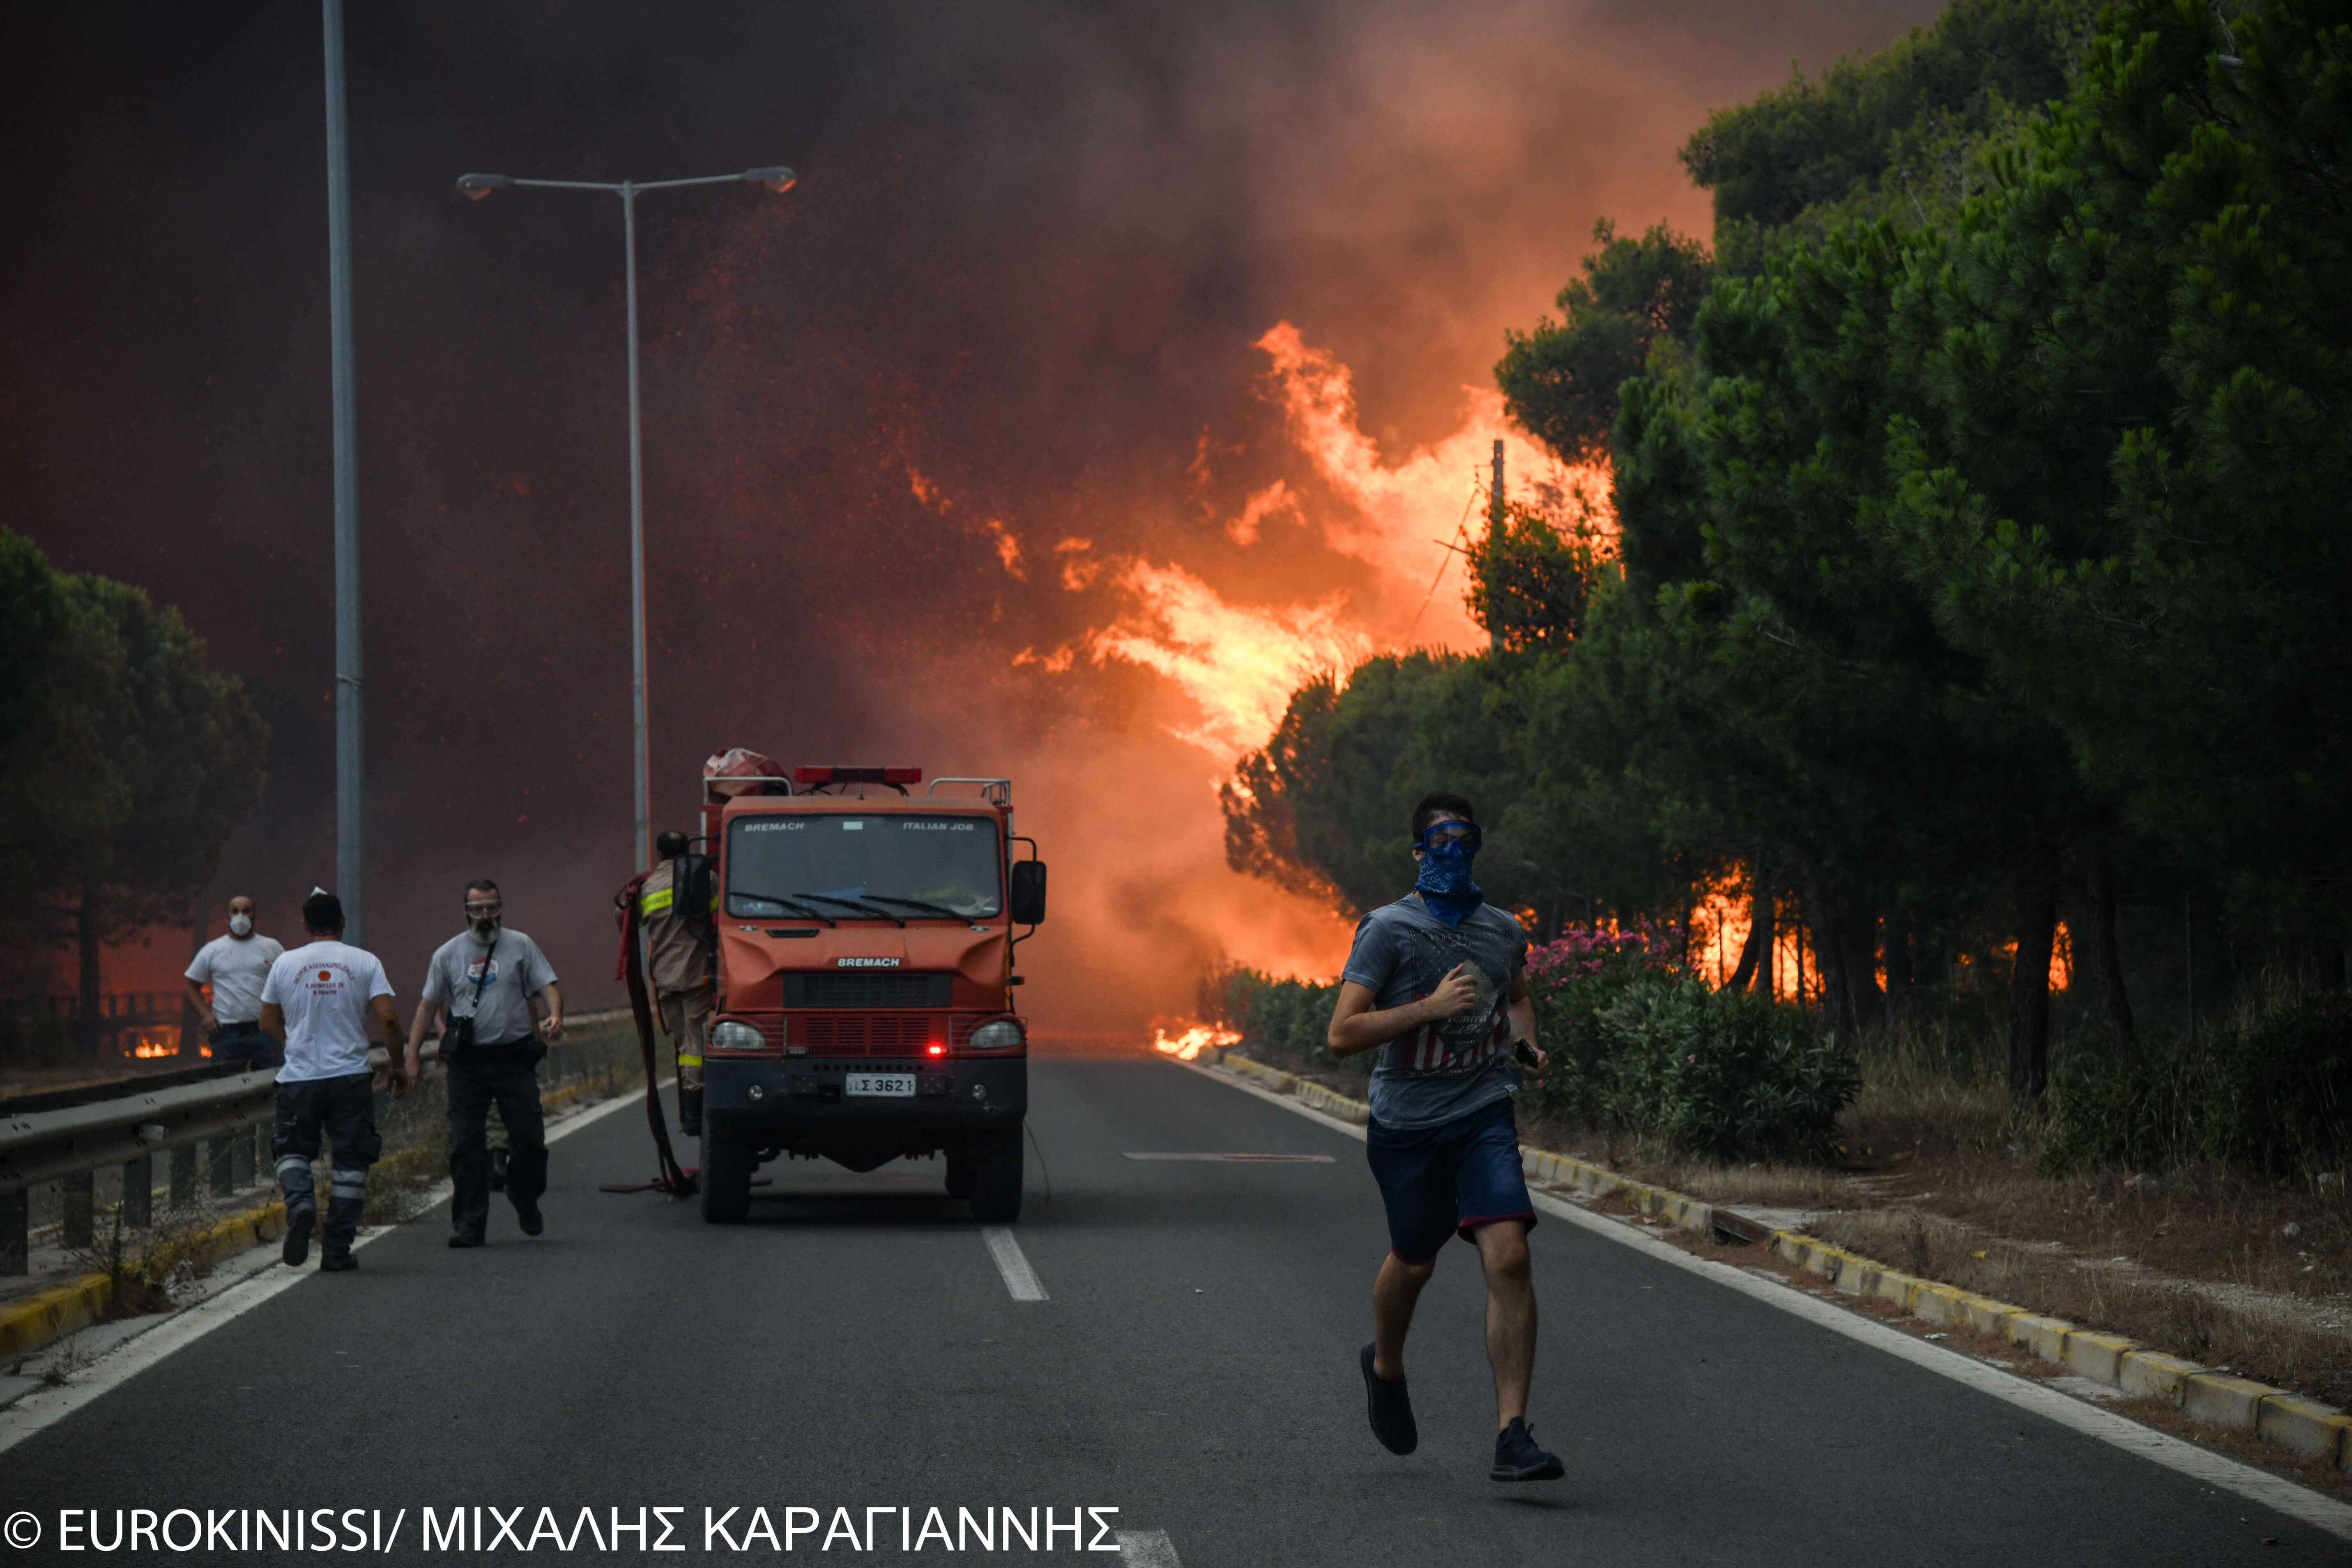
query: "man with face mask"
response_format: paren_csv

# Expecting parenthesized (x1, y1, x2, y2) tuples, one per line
(405, 878, 563, 1247)
(1326, 792, 1563, 1484)
(184, 896, 286, 1069)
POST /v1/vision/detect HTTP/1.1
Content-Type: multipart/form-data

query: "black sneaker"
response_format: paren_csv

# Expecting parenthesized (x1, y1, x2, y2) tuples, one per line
(1491, 1417, 1564, 1482)
(514, 1199, 543, 1237)
(1360, 1343, 1418, 1455)
(446, 1232, 485, 1249)
(282, 1202, 315, 1267)
(320, 1253, 359, 1273)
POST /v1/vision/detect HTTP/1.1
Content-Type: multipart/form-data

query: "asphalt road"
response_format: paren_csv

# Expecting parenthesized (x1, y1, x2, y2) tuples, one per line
(5, 1054, 2341, 1564)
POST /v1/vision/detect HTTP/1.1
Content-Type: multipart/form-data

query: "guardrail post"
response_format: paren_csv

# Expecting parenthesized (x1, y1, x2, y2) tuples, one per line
(170, 1144, 196, 1207)
(62, 1172, 94, 1249)
(122, 1153, 154, 1228)
(208, 1135, 233, 1198)
(1, 1189, 25, 1275)
(232, 1125, 255, 1188)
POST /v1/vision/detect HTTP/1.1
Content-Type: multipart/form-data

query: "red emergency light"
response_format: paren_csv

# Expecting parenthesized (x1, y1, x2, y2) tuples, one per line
(794, 765, 923, 785)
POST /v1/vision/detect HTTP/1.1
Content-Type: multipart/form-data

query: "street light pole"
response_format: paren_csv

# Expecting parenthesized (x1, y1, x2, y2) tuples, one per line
(456, 166, 795, 873)
(324, 0, 365, 943)
(623, 183, 647, 878)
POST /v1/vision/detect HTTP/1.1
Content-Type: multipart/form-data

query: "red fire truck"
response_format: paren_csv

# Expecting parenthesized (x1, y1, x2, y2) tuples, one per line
(690, 765, 1046, 1224)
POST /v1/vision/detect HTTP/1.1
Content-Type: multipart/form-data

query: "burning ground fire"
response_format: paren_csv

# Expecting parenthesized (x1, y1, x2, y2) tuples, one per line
(1151, 1022, 1242, 1061)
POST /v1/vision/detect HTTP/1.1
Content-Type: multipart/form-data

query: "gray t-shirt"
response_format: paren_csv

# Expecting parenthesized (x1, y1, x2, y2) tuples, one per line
(1341, 895, 1527, 1131)
(422, 927, 558, 1049)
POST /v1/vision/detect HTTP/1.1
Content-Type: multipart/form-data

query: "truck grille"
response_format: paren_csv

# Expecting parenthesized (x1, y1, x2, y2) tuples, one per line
(779, 972, 953, 1009)
(797, 1012, 939, 1055)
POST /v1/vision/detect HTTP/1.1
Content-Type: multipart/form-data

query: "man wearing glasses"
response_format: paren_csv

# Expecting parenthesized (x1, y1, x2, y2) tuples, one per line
(1326, 793, 1563, 1483)
(404, 878, 564, 1248)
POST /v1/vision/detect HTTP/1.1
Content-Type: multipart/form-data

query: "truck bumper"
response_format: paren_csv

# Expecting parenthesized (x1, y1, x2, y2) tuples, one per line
(704, 1055, 1027, 1131)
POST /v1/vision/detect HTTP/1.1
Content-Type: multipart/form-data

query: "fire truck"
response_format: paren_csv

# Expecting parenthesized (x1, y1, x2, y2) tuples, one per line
(689, 765, 1045, 1224)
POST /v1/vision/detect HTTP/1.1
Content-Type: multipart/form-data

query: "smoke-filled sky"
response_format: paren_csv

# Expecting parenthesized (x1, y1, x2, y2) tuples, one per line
(2, 0, 1939, 1032)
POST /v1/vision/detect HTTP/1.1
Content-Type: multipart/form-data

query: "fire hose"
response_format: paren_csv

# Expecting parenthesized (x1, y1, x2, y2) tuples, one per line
(599, 870, 697, 1197)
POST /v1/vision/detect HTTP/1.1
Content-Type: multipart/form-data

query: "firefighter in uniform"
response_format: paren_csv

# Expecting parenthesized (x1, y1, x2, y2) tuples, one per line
(638, 829, 716, 1136)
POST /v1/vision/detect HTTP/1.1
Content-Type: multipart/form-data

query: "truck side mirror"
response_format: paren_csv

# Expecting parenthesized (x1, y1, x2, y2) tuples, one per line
(1008, 860, 1047, 925)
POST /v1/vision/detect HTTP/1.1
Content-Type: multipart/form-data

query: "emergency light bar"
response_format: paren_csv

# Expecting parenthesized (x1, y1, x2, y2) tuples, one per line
(794, 765, 923, 785)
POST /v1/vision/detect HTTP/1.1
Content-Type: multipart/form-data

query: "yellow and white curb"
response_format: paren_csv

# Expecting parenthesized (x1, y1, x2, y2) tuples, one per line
(1210, 1048, 2352, 1476)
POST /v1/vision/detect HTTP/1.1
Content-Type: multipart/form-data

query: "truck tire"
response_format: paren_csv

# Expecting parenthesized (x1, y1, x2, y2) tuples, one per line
(699, 1119, 753, 1224)
(967, 1126, 1024, 1223)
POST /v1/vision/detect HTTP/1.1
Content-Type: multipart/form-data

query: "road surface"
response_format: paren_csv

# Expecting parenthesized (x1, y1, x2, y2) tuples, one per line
(2, 1054, 2340, 1564)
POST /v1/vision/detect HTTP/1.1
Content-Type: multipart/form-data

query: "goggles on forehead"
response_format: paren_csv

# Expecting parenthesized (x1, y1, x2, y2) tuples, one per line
(1417, 821, 1482, 853)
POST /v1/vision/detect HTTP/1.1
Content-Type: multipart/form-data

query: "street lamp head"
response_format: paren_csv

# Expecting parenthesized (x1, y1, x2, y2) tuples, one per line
(745, 166, 797, 194)
(456, 173, 512, 201)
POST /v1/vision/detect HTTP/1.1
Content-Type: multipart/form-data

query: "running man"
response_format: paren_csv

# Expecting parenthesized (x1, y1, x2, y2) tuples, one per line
(1327, 792, 1563, 1482)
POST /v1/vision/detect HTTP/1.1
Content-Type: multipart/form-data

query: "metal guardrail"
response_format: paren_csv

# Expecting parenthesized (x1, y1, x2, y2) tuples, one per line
(0, 1008, 636, 1276)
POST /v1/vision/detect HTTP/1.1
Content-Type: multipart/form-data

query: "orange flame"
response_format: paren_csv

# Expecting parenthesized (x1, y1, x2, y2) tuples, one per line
(1151, 1022, 1242, 1061)
(129, 1030, 179, 1059)
(1091, 560, 1372, 756)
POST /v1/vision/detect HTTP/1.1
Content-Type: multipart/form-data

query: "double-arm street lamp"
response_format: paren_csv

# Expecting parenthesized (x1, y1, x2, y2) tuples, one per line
(456, 166, 796, 871)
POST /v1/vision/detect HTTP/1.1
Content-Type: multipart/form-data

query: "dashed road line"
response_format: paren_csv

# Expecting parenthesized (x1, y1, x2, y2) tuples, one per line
(983, 1225, 1047, 1301)
(1114, 1527, 1183, 1565)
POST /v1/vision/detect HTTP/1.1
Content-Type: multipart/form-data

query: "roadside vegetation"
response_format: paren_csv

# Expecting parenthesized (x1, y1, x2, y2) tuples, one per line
(1208, 0, 2352, 1400)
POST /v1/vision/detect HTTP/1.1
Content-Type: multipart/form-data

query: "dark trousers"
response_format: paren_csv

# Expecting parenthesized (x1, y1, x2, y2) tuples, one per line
(272, 1073, 381, 1259)
(447, 1052, 546, 1238)
(212, 1019, 282, 1069)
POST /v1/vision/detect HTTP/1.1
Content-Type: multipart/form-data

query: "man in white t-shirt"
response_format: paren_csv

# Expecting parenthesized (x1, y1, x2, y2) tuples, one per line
(258, 890, 404, 1273)
(184, 895, 286, 1069)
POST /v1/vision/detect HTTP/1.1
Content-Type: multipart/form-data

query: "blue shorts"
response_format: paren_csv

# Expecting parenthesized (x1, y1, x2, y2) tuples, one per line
(1365, 1094, 1537, 1264)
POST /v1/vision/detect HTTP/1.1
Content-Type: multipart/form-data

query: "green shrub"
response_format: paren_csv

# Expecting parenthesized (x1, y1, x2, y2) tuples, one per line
(1214, 968, 1356, 1078)
(1596, 976, 1857, 1159)
(2042, 991, 2352, 1177)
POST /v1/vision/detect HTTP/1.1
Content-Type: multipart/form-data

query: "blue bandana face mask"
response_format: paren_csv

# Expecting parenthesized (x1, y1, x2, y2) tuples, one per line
(1414, 822, 1484, 927)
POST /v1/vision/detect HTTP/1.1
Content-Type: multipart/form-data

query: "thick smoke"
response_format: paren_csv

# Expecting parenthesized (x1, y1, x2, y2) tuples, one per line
(0, 0, 1940, 1033)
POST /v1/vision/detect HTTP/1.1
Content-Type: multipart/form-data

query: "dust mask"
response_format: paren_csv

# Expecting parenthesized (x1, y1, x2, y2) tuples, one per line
(228, 913, 254, 938)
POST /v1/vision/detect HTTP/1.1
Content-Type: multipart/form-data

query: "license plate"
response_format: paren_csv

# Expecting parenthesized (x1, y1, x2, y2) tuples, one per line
(845, 1073, 916, 1098)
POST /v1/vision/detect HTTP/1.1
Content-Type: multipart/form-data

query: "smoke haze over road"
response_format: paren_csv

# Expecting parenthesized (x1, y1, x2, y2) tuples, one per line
(0, 0, 1939, 1033)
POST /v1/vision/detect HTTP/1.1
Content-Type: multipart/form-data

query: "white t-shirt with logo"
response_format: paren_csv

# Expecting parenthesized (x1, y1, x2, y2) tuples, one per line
(261, 941, 395, 1084)
(185, 933, 286, 1025)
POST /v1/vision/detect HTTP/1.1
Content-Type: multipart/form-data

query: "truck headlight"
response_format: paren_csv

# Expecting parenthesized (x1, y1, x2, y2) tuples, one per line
(967, 1019, 1024, 1051)
(711, 1020, 769, 1052)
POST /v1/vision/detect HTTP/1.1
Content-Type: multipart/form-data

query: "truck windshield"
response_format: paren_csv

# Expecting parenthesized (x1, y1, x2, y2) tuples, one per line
(727, 815, 1003, 919)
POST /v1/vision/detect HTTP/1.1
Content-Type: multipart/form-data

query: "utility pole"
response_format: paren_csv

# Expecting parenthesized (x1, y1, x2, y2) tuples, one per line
(323, 0, 364, 943)
(1487, 438, 1506, 654)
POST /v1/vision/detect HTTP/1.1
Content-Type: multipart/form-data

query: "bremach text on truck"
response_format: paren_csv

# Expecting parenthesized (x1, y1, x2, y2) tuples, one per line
(690, 766, 1046, 1224)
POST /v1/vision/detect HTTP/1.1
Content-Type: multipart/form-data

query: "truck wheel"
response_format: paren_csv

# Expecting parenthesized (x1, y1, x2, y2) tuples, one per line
(699, 1119, 753, 1224)
(967, 1126, 1024, 1223)
(944, 1142, 976, 1200)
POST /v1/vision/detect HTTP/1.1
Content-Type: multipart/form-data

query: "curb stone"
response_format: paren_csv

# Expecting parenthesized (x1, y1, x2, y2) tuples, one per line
(0, 1198, 285, 1365)
(1205, 1047, 2352, 1473)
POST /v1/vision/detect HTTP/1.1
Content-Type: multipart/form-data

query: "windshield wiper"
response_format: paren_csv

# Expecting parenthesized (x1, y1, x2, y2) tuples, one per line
(789, 891, 907, 927)
(860, 894, 977, 921)
(729, 890, 836, 928)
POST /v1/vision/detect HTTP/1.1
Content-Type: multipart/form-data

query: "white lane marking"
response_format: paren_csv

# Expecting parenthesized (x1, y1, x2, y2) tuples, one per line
(0, 1084, 657, 1456)
(1180, 1057, 2352, 1543)
(1115, 1528, 1182, 1566)
(983, 1225, 1047, 1301)
(1122, 1152, 1334, 1162)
